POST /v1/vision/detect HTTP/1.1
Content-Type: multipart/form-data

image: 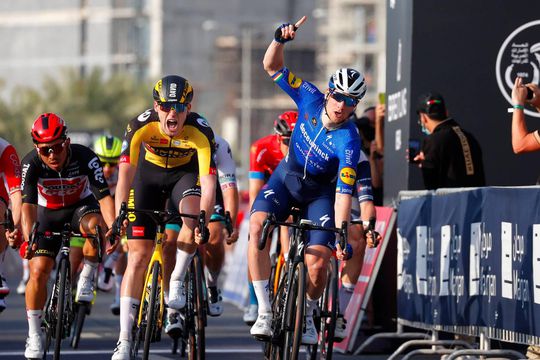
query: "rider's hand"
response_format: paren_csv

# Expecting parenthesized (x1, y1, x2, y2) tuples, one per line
(6, 227, 22, 248)
(274, 16, 307, 43)
(225, 228, 239, 245)
(20, 240, 37, 260)
(366, 230, 382, 248)
(105, 239, 120, 255)
(194, 226, 204, 244)
(336, 242, 353, 261)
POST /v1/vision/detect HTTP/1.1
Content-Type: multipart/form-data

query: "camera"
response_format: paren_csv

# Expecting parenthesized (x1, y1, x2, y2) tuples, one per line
(526, 87, 534, 100)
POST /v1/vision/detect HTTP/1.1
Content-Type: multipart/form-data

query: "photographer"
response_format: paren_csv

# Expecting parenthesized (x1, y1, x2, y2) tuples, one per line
(510, 76, 540, 154)
(412, 92, 485, 189)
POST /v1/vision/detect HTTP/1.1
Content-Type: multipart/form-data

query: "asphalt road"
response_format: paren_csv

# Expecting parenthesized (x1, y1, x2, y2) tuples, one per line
(0, 251, 389, 360)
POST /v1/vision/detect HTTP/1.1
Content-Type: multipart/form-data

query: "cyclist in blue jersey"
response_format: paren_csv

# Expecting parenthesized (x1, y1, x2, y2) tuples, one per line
(248, 15, 368, 345)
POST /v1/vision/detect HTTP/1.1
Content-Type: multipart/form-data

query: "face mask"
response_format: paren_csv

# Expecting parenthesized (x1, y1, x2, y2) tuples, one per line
(421, 123, 430, 135)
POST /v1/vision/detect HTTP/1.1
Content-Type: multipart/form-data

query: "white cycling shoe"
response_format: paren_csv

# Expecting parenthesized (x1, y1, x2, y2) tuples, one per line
(111, 339, 131, 360)
(301, 315, 318, 345)
(250, 313, 272, 340)
(24, 333, 43, 359)
(168, 280, 186, 310)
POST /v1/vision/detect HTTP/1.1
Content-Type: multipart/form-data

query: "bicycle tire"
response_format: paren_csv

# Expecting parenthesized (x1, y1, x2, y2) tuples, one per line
(70, 303, 88, 349)
(53, 257, 69, 360)
(265, 273, 288, 360)
(142, 261, 161, 360)
(190, 255, 206, 360)
(282, 262, 305, 360)
(319, 257, 338, 360)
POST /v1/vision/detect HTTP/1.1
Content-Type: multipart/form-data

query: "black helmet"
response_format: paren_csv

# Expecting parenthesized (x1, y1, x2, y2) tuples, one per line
(153, 75, 193, 104)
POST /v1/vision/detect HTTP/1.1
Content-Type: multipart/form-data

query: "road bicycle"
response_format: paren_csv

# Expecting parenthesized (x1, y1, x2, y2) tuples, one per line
(172, 211, 233, 360)
(126, 203, 208, 360)
(258, 214, 348, 360)
(27, 222, 103, 360)
(306, 217, 378, 360)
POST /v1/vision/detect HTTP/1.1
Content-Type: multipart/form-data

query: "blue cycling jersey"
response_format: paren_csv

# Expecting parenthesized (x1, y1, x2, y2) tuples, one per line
(271, 67, 361, 195)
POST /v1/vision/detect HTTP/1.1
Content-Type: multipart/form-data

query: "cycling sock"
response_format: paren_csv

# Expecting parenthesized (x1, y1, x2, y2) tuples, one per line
(164, 290, 169, 304)
(170, 249, 195, 282)
(248, 281, 258, 305)
(104, 250, 120, 269)
(252, 280, 271, 314)
(27, 309, 42, 336)
(119, 297, 140, 341)
(338, 282, 356, 312)
(206, 268, 220, 287)
(114, 275, 123, 303)
(80, 260, 98, 280)
(306, 295, 319, 317)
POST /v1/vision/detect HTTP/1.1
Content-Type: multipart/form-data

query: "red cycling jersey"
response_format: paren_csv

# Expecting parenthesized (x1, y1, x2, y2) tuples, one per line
(0, 138, 22, 204)
(249, 134, 284, 181)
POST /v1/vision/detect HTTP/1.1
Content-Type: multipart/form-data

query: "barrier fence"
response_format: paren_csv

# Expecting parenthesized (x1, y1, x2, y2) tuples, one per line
(397, 186, 540, 347)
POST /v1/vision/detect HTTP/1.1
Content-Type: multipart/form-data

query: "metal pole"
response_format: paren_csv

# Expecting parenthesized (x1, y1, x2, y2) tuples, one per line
(240, 27, 252, 190)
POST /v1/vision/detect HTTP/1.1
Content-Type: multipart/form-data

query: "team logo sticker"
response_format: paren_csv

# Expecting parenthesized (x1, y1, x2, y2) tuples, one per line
(288, 72, 302, 89)
(339, 167, 356, 186)
(496, 20, 540, 118)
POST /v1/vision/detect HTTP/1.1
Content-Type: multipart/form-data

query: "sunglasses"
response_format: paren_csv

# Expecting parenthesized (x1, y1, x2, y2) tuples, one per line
(37, 141, 66, 155)
(159, 103, 187, 113)
(330, 90, 359, 107)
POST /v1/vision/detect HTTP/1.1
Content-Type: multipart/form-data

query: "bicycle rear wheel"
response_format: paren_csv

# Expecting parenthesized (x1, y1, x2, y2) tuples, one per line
(142, 261, 161, 360)
(319, 257, 338, 360)
(282, 262, 305, 360)
(188, 254, 205, 360)
(70, 302, 88, 348)
(264, 273, 288, 360)
(53, 257, 69, 360)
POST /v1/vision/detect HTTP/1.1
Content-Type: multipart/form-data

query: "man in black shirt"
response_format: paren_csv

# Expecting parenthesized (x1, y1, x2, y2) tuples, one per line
(413, 92, 485, 189)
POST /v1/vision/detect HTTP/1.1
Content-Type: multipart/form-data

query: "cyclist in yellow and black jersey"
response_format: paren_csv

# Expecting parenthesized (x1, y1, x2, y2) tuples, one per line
(112, 75, 217, 360)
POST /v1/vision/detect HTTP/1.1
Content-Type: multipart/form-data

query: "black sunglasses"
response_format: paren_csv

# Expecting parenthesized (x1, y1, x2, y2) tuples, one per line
(159, 103, 187, 113)
(330, 90, 359, 107)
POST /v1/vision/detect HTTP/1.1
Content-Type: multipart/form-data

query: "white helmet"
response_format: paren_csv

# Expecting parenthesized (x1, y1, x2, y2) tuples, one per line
(329, 68, 367, 99)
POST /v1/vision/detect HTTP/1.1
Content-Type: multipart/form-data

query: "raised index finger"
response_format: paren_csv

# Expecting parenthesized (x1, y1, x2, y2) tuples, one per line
(294, 16, 307, 29)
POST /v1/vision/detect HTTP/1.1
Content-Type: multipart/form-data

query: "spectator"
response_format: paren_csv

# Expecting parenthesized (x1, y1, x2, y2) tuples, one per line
(510, 76, 540, 154)
(511, 77, 540, 359)
(352, 104, 385, 205)
(412, 92, 485, 189)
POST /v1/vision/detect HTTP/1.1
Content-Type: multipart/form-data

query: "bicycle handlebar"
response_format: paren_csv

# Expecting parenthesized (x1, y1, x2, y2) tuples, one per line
(258, 214, 348, 252)
(1, 208, 15, 248)
(125, 204, 209, 244)
(108, 202, 128, 245)
(351, 216, 380, 247)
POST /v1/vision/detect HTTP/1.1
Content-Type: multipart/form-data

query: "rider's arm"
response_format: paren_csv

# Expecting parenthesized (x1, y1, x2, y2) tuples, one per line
(200, 174, 216, 223)
(263, 40, 285, 76)
(98, 195, 116, 229)
(249, 179, 264, 209)
(335, 193, 352, 230)
(115, 162, 136, 214)
(215, 136, 239, 227)
(21, 203, 37, 242)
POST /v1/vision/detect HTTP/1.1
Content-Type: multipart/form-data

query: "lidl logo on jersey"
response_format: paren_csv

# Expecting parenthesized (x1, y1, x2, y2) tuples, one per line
(288, 72, 302, 89)
(340, 167, 357, 186)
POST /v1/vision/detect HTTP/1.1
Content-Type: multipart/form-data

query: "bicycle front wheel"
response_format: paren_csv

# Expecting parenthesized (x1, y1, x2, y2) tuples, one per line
(188, 254, 205, 360)
(70, 302, 88, 349)
(319, 257, 338, 360)
(54, 257, 70, 360)
(142, 261, 161, 360)
(282, 261, 305, 360)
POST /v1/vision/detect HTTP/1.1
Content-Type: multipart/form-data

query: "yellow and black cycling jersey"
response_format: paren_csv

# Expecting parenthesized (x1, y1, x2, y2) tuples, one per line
(119, 109, 217, 176)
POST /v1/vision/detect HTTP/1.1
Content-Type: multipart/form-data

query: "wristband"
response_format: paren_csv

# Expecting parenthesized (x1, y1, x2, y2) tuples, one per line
(513, 104, 525, 110)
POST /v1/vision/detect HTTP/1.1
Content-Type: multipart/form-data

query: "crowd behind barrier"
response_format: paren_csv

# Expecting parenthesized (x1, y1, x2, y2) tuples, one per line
(397, 186, 540, 347)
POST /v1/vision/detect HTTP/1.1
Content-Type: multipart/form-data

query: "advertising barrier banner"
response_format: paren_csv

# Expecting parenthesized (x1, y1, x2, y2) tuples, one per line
(397, 187, 540, 344)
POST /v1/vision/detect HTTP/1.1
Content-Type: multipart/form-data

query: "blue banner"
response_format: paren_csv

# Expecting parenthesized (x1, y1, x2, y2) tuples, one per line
(397, 187, 540, 343)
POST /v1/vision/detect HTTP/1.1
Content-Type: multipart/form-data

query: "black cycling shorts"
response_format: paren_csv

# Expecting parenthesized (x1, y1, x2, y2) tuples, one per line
(166, 182, 224, 227)
(34, 196, 101, 258)
(126, 168, 200, 240)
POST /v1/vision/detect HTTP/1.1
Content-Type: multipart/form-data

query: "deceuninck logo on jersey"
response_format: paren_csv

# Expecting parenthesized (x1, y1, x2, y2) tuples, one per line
(496, 20, 540, 118)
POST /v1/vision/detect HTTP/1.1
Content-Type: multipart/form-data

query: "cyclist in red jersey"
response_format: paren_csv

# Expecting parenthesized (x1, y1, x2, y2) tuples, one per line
(243, 111, 296, 325)
(18, 113, 116, 359)
(0, 137, 22, 313)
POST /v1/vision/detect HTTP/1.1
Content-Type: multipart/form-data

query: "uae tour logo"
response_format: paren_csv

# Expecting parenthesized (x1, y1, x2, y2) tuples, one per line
(496, 20, 540, 118)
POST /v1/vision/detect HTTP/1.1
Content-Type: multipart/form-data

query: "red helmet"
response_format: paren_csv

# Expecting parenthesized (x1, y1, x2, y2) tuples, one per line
(274, 111, 298, 137)
(31, 113, 67, 144)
